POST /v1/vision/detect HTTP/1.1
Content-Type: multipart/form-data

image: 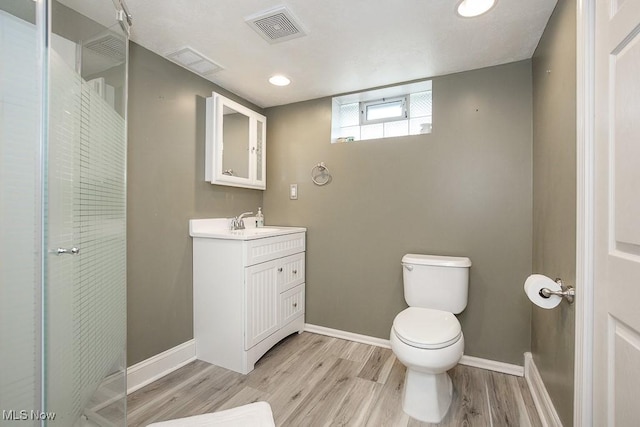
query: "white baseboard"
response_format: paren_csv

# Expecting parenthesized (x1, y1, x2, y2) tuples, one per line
(127, 339, 196, 395)
(304, 323, 524, 377)
(459, 354, 524, 377)
(304, 323, 391, 348)
(524, 352, 563, 427)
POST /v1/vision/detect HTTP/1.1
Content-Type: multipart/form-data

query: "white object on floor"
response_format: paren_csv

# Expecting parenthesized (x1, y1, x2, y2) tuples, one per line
(146, 402, 275, 427)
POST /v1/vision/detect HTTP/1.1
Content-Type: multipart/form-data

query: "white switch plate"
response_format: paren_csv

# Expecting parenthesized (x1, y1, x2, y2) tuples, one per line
(290, 184, 298, 200)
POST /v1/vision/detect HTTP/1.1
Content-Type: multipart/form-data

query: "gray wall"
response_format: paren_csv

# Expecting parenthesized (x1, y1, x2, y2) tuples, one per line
(531, 0, 576, 425)
(263, 61, 533, 364)
(127, 43, 263, 366)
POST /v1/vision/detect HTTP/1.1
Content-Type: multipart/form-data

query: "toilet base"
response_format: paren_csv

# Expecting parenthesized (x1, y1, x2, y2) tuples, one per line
(402, 369, 453, 423)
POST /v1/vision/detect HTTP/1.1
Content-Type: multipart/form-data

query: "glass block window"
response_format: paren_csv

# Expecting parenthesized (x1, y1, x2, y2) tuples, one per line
(331, 81, 432, 143)
(339, 102, 359, 127)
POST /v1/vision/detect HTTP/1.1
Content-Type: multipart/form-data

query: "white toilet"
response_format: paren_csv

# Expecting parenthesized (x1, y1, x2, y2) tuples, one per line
(390, 254, 472, 423)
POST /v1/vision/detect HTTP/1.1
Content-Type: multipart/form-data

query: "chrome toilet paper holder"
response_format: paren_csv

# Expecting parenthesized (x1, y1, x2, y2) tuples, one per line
(539, 278, 575, 304)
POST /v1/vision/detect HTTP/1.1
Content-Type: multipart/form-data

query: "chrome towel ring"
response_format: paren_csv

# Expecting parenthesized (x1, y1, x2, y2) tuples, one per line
(311, 162, 332, 186)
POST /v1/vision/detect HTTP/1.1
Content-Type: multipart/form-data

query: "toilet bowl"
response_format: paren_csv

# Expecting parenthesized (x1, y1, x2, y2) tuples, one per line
(390, 307, 464, 422)
(390, 254, 471, 423)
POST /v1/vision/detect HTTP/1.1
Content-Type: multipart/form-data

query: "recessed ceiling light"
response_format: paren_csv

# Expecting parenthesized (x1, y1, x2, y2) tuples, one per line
(269, 75, 291, 86)
(456, 0, 496, 18)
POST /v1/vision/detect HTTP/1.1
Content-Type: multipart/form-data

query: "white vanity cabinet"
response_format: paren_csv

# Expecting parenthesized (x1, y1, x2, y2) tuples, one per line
(191, 225, 306, 374)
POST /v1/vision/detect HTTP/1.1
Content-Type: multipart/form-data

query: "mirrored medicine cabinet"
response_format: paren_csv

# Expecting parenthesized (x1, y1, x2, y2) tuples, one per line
(205, 92, 266, 190)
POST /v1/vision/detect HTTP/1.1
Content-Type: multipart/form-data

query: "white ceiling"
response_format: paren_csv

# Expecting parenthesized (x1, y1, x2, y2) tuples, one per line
(123, 0, 557, 108)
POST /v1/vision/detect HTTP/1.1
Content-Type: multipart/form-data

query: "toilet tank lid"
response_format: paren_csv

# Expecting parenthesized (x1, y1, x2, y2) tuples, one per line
(402, 254, 472, 267)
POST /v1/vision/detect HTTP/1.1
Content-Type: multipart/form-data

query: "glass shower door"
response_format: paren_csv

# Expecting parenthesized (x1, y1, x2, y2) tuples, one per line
(0, 3, 42, 426)
(45, 0, 129, 425)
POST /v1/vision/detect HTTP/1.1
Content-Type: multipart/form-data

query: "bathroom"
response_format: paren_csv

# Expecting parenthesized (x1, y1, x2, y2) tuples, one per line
(127, 37, 562, 415)
(129, 0, 569, 424)
(3, 0, 638, 425)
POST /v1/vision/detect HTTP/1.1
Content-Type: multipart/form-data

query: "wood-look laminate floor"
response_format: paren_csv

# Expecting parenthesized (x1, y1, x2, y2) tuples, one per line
(105, 332, 541, 426)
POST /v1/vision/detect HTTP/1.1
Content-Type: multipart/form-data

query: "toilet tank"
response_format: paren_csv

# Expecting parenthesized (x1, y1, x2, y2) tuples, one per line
(402, 254, 472, 314)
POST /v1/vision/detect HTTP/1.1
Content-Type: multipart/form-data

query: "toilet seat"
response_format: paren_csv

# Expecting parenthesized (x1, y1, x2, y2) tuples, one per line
(393, 307, 461, 350)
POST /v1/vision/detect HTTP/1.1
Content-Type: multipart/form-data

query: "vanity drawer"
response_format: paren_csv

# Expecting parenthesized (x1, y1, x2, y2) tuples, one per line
(277, 252, 305, 292)
(280, 284, 305, 326)
(244, 232, 305, 266)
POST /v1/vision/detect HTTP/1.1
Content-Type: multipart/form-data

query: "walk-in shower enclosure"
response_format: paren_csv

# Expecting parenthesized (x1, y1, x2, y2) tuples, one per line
(1, 0, 129, 425)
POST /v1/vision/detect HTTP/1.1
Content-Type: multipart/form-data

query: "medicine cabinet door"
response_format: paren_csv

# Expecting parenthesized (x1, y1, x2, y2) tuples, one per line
(205, 92, 266, 190)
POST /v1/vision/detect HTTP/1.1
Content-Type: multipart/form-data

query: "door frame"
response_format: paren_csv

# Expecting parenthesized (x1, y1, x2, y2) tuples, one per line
(575, 0, 595, 424)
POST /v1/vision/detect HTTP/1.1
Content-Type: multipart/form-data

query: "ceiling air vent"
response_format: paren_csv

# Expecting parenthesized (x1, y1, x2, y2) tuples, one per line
(84, 34, 126, 62)
(245, 5, 307, 44)
(165, 47, 223, 77)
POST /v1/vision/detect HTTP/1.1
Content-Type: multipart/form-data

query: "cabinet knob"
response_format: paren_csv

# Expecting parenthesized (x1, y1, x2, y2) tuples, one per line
(292, 269, 297, 274)
(278, 268, 283, 272)
(293, 302, 298, 308)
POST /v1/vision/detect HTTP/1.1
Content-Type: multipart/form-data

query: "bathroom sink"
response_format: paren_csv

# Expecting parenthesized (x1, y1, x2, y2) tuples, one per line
(189, 219, 306, 240)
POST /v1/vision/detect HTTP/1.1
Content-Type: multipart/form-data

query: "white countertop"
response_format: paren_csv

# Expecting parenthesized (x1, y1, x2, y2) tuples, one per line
(189, 218, 306, 240)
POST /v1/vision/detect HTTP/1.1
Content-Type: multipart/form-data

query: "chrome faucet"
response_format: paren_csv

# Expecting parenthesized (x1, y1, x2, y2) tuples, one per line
(231, 211, 253, 230)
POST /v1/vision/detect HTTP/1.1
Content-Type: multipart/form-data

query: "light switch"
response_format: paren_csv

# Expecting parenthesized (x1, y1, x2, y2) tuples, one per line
(290, 184, 298, 200)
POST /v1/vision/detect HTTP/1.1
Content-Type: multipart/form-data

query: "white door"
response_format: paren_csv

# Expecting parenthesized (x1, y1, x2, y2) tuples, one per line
(593, 0, 640, 424)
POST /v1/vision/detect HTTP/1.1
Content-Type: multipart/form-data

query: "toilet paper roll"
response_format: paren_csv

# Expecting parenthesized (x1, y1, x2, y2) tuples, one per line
(524, 274, 562, 309)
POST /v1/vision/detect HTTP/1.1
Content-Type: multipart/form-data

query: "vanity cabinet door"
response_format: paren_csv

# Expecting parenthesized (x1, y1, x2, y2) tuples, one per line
(245, 260, 279, 349)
